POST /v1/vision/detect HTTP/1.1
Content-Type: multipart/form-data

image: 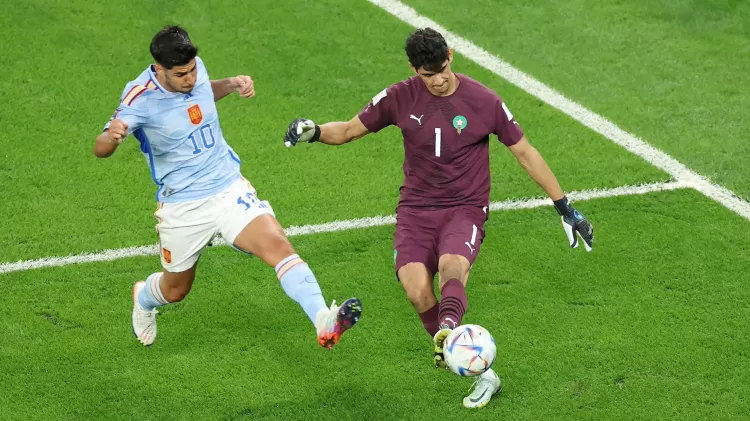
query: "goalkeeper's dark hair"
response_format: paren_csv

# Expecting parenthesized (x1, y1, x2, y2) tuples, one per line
(405, 28, 449, 72)
(150, 25, 198, 69)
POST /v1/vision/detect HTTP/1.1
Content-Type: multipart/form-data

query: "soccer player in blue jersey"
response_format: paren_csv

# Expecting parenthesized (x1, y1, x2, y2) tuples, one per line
(94, 25, 361, 348)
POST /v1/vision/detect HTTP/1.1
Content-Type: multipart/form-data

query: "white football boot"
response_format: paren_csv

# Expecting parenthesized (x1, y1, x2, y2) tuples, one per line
(463, 368, 502, 409)
(132, 281, 158, 346)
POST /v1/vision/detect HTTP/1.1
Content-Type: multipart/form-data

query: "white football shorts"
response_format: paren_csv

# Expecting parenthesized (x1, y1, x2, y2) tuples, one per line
(153, 177, 275, 272)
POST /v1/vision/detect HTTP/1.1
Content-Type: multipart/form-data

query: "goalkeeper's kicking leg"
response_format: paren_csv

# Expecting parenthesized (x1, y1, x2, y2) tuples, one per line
(395, 205, 501, 408)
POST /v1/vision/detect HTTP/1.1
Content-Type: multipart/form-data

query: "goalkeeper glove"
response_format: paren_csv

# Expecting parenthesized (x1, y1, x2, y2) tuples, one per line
(284, 118, 320, 147)
(553, 196, 594, 252)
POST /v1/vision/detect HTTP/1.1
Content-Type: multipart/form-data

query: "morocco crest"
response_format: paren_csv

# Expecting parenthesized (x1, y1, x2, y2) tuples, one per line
(453, 115, 468, 134)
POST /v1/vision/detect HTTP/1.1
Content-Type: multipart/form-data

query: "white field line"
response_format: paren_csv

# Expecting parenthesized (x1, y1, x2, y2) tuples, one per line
(366, 0, 750, 221)
(0, 181, 687, 275)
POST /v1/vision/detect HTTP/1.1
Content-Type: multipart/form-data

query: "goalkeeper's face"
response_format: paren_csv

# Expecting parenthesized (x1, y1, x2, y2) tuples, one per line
(158, 59, 198, 94)
(411, 49, 455, 96)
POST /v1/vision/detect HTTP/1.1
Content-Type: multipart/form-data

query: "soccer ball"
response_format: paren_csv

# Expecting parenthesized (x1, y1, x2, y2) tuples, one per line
(443, 324, 496, 377)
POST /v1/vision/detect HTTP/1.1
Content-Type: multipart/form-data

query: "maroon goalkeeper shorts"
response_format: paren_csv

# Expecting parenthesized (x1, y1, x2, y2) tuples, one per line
(393, 205, 488, 276)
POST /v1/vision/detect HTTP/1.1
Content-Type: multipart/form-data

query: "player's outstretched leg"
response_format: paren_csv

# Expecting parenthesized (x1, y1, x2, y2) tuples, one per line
(273, 253, 363, 349)
(132, 273, 168, 346)
(230, 211, 362, 349)
(463, 368, 502, 409)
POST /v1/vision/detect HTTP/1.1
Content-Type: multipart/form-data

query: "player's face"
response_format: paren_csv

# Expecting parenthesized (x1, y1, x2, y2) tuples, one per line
(157, 60, 198, 94)
(413, 50, 455, 96)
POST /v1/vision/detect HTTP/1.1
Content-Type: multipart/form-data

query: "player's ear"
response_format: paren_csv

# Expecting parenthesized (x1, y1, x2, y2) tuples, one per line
(448, 48, 454, 63)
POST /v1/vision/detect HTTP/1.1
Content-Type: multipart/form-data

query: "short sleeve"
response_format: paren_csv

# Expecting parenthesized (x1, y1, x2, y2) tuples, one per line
(357, 86, 397, 133)
(103, 84, 149, 136)
(194, 56, 210, 86)
(493, 97, 524, 146)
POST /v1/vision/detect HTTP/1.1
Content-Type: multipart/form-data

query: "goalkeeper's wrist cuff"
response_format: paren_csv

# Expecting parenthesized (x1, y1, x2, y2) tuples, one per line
(553, 196, 573, 216)
(310, 125, 321, 143)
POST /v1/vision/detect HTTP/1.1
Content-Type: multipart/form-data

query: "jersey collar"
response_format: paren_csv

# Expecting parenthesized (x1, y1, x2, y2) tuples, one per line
(147, 65, 180, 96)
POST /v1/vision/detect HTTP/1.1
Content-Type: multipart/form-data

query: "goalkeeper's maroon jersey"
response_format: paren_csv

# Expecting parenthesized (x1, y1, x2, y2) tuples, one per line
(358, 73, 524, 209)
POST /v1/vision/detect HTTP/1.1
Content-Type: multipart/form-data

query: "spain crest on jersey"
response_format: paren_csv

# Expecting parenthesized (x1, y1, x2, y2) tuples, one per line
(162, 247, 172, 264)
(187, 104, 203, 125)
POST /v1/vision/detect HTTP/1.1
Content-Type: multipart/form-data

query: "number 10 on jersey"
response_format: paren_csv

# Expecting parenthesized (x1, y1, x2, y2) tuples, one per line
(188, 123, 216, 155)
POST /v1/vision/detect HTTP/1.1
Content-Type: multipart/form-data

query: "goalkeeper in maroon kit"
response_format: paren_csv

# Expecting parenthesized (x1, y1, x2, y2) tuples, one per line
(283, 28, 594, 408)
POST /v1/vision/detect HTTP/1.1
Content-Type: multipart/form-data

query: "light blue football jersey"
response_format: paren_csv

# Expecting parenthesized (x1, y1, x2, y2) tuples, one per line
(104, 56, 241, 203)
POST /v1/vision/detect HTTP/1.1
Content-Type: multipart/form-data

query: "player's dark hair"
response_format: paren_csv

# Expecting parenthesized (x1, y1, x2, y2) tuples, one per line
(150, 25, 198, 69)
(405, 28, 449, 72)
